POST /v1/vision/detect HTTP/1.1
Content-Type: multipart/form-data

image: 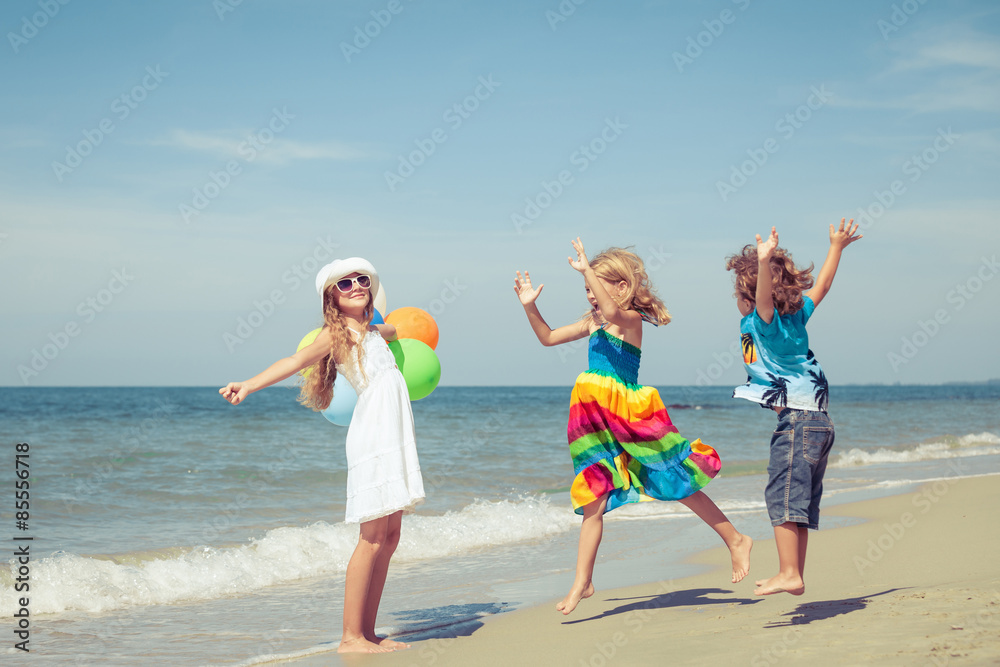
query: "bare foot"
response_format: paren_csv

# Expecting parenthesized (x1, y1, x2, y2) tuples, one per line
(753, 573, 804, 596)
(337, 636, 394, 653)
(375, 636, 410, 650)
(730, 534, 753, 583)
(555, 581, 594, 615)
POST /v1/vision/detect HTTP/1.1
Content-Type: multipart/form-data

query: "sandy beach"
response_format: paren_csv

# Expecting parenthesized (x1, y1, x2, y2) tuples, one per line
(278, 473, 1000, 666)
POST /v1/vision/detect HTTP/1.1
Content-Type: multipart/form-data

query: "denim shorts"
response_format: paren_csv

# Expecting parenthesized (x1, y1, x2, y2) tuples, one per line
(765, 408, 835, 530)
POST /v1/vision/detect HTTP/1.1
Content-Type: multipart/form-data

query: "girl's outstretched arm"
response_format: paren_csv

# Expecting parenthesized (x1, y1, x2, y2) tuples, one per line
(754, 227, 779, 324)
(568, 237, 641, 331)
(515, 270, 590, 346)
(220, 328, 334, 405)
(805, 218, 862, 308)
(375, 323, 397, 341)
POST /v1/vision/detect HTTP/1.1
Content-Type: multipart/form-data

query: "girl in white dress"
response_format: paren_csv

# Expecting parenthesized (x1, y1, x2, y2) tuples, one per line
(220, 257, 424, 654)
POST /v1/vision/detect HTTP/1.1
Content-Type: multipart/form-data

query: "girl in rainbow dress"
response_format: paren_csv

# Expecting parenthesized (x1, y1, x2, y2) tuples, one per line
(515, 238, 752, 615)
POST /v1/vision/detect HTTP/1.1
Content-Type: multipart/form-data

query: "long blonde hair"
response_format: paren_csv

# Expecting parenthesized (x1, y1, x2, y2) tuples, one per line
(298, 286, 373, 411)
(584, 247, 672, 326)
(725, 244, 814, 316)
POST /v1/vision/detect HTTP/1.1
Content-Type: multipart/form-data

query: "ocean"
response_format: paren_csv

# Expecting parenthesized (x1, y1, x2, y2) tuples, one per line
(2, 384, 1000, 665)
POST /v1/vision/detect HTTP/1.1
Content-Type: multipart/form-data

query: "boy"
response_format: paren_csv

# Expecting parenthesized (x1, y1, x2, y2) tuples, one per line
(726, 219, 862, 595)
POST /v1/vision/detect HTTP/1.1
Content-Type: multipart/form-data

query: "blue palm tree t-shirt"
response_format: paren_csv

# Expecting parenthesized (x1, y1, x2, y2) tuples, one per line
(733, 295, 829, 412)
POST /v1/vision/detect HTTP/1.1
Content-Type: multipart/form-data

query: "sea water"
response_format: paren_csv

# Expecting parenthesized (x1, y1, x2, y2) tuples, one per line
(2, 384, 999, 665)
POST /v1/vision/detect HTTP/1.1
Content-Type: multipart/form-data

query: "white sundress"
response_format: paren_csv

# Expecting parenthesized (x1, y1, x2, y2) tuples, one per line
(336, 328, 425, 524)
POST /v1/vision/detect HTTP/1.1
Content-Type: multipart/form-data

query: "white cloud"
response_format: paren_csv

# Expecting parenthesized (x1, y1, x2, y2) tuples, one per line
(861, 200, 1000, 249)
(840, 128, 1000, 153)
(834, 23, 1000, 113)
(155, 129, 374, 165)
(887, 31, 1000, 72)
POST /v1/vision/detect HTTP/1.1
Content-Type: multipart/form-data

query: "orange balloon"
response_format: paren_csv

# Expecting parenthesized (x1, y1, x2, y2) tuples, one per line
(385, 307, 439, 350)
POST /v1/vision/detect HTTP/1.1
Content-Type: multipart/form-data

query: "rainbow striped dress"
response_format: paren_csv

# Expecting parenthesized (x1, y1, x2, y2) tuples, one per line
(567, 328, 722, 514)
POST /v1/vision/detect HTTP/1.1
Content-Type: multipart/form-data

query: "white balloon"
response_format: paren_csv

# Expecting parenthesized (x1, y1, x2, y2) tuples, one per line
(373, 283, 387, 314)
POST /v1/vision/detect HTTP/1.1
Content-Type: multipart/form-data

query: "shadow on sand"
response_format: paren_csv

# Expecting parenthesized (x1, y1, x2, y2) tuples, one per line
(562, 587, 761, 625)
(389, 602, 509, 642)
(763, 588, 908, 628)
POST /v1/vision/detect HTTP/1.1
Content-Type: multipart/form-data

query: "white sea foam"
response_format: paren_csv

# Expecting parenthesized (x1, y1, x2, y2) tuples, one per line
(957, 432, 1000, 446)
(608, 497, 766, 521)
(0, 497, 575, 616)
(831, 432, 1000, 468)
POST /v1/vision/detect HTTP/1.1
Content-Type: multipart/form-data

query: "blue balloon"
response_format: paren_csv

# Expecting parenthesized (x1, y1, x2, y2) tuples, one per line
(372, 308, 385, 325)
(322, 374, 358, 426)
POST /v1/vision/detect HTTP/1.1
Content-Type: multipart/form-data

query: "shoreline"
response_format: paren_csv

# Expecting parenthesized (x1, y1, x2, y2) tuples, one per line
(274, 473, 1000, 666)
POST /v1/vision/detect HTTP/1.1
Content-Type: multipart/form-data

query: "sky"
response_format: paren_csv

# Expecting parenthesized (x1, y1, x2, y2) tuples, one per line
(2, 0, 999, 388)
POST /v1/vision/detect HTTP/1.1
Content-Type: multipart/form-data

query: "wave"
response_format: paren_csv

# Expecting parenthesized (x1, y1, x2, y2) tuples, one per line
(717, 432, 1000, 476)
(607, 497, 766, 521)
(831, 432, 1000, 468)
(0, 497, 575, 617)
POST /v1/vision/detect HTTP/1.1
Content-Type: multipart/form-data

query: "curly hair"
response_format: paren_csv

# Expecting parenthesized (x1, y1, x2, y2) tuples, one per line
(297, 286, 373, 411)
(584, 247, 672, 326)
(725, 244, 814, 316)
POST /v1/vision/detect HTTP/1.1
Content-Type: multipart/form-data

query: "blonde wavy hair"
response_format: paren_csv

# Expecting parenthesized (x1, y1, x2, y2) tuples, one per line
(298, 286, 373, 411)
(725, 244, 814, 316)
(584, 247, 671, 326)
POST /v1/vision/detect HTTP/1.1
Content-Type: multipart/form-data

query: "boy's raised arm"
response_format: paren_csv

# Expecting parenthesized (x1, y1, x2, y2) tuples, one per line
(754, 227, 779, 324)
(805, 218, 862, 308)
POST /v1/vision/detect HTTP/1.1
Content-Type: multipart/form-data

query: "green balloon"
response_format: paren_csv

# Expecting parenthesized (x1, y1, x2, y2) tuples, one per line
(388, 338, 440, 401)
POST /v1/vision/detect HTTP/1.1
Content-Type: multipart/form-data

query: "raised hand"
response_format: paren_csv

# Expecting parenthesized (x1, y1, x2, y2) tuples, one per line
(756, 226, 779, 263)
(514, 270, 544, 305)
(829, 217, 862, 249)
(568, 237, 589, 273)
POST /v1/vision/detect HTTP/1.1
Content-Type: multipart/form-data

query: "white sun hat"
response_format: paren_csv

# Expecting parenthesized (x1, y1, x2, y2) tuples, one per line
(315, 258, 379, 304)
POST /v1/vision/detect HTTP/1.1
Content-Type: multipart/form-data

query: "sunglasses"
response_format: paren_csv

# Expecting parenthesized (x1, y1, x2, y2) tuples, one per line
(334, 275, 372, 293)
